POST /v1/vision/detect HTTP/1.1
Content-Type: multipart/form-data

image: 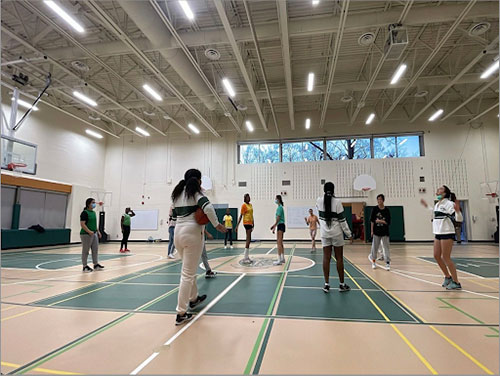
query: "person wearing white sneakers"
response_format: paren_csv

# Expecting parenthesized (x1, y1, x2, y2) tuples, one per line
(316, 182, 353, 293)
(270, 195, 286, 265)
(236, 193, 254, 264)
(368, 194, 391, 271)
(167, 206, 176, 259)
(223, 208, 234, 249)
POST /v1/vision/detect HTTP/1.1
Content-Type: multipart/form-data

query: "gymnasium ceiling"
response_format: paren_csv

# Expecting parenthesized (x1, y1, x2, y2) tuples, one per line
(1, 0, 499, 139)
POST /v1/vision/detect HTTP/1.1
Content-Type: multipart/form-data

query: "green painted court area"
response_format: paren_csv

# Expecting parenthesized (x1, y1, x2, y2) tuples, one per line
(419, 257, 499, 278)
(1, 252, 129, 269)
(32, 248, 418, 324)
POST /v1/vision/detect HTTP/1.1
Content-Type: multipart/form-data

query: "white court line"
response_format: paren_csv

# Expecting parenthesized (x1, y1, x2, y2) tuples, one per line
(390, 268, 494, 280)
(130, 273, 247, 375)
(266, 246, 277, 255)
(391, 270, 499, 300)
(414, 256, 486, 279)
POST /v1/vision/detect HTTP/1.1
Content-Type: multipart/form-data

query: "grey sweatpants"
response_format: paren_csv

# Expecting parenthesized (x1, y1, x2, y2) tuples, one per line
(81, 233, 99, 266)
(370, 235, 390, 263)
(200, 245, 211, 272)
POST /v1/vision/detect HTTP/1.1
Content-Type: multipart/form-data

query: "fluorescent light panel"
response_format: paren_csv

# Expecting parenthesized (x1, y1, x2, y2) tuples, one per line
(222, 78, 236, 97)
(85, 129, 103, 139)
(312, 0, 320, 5)
(188, 123, 200, 134)
(365, 113, 375, 124)
(480, 60, 499, 79)
(305, 118, 311, 129)
(428, 109, 443, 121)
(307, 73, 315, 92)
(390, 64, 407, 85)
(135, 127, 150, 136)
(143, 84, 162, 101)
(73, 91, 97, 107)
(44, 1, 85, 33)
(13, 98, 39, 111)
(179, 1, 194, 20)
(245, 121, 254, 132)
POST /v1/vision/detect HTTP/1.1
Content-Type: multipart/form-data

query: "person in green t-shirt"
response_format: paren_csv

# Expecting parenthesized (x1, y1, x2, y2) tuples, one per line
(80, 198, 103, 272)
(120, 207, 135, 253)
(270, 195, 286, 266)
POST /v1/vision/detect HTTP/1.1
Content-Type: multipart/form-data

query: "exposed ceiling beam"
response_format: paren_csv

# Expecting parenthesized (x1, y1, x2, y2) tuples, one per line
(148, 0, 241, 133)
(86, 0, 218, 137)
(276, 0, 294, 131)
(213, 0, 268, 132)
(466, 102, 499, 124)
(381, 0, 478, 122)
(40, 2, 497, 60)
(410, 36, 499, 122)
(319, 0, 350, 128)
(243, 0, 279, 138)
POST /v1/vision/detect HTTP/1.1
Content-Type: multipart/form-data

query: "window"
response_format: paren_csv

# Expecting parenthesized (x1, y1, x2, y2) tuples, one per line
(260, 143, 280, 163)
(326, 139, 348, 160)
(240, 143, 279, 164)
(349, 138, 371, 159)
(396, 135, 420, 157)
(282, 141, 324, 162)
(240, 144, 260, 164)
(374, 136, 396, 159)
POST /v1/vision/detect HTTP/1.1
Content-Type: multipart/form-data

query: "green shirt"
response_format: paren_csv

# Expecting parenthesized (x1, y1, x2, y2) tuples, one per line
(276, 205, 285, 224)
(123, 213, 131, 226)
(80, 209, 97, 234)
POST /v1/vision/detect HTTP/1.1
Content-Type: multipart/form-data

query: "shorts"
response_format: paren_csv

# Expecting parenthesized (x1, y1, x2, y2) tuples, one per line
(277, 223, 286, 233)
(321, 236, 345, 247)
(435, 234, 456, 240)
(244, 224, 254, 231)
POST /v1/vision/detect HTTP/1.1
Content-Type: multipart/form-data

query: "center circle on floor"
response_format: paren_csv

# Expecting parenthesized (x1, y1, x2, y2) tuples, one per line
(200, 254, 315, 274)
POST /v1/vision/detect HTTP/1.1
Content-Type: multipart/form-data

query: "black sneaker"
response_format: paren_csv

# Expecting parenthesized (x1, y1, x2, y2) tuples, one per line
(339, 284, 351, 292)
(322, 284, 330, 293)
(189, 294, 207, 309)
(175, 313, 193, 326)
(94, 264, 105, 271)
(83, 265, 93, 273)
(205, 270, 217, 279)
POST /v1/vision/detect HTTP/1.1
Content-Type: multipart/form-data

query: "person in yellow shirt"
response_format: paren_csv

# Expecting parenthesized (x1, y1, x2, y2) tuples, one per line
(236, 193, 254, 264)
(223, 208, 234, 249)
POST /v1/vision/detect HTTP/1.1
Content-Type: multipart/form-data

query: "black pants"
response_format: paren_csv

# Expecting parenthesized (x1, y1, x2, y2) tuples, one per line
(121, 225, 131, 249)
(224, 229, 233, 246)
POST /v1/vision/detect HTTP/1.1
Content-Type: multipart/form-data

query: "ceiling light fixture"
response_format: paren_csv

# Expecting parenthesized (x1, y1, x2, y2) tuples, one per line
(222, 78, 236, 97)
(428, 109, 444, 122)
(44, 1, 85, 33)
(143, 84, 163, 101)
(480, 60, 499, 79)
(365, 113, 375, 125)
(245, 120, 254, 132)
(390, 64, 407, 84)
(13, 98, 39, 111)
(135, 127, 150, 137)
(188, 123, 200, 134)
(85, 129, 103, 139)
(73, 91, 97, 107)
(179, 1, 195, 20)
(399, 138, 408, 146)
(307, 73, 315, 92)
(305, 118, 311, 129)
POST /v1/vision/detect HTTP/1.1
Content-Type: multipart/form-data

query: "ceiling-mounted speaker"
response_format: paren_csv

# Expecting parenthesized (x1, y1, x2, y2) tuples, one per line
(414, 84, 429, 98)
(341, 90, 353, 103)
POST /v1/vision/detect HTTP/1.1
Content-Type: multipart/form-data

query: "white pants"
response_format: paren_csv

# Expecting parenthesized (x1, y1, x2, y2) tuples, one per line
(174, 223, 204, 314)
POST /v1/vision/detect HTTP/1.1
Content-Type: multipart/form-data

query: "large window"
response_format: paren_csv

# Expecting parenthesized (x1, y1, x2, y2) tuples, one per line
(239, 133, 423, 164)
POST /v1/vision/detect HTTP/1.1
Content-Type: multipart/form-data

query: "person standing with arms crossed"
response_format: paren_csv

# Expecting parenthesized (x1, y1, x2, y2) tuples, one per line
(368, 194, 391, 271)
(223, 209, 234, 249)
(236, 193, 254, 264)
(270, 195, 286, 265)
(80, 198, 104, 272)
(305, 209, 319, 252)
(120, 207, 135, 253)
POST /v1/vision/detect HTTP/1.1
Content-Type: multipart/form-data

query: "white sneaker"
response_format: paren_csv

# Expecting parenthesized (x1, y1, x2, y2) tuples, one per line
(230, 246, 233, 249)
(273, 260, 282, 266)
(242, 257, 252, 264)
(368, 255, 376, 269)
(224, 246, 228, 250)
(385, 263, 390, 271)
(167, 254, 175, 259)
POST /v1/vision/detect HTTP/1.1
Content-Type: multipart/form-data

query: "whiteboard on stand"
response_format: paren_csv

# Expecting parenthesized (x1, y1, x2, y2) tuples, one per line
(287, 206, 318, 228)
(131, 209, 159, 230)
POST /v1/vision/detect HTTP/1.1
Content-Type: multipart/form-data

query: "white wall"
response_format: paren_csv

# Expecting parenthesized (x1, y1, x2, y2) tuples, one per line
(102, 112, 499, 242)
(2, 94, 107, 242)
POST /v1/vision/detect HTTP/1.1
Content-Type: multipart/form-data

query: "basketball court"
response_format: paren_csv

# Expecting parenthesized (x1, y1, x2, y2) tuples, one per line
(1, 0, 499, 374)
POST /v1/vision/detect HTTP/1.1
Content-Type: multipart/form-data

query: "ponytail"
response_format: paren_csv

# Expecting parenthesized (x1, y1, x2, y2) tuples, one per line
(185, 176, 202, 199)
(171, 168, 203, 202)
(276, 194, 284, 206)
(443, 185, 452, 199)
(324, 182, 335, 227)
(171, 180, 186, 202)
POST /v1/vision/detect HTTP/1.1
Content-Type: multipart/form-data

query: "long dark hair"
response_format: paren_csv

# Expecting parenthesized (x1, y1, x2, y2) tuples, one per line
(442, 185, 452, 199)
(84, 197, 94, 210)
(276, 194, 284, 206)
(171, 169, 203, 202)
(324, 182, 335, 227)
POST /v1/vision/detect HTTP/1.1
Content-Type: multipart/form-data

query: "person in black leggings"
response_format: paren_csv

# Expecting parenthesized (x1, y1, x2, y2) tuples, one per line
(120, 207, 135, 253)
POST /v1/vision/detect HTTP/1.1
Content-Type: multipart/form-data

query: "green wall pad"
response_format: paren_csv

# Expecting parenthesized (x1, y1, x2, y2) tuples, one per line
(1, 229, 71, 249)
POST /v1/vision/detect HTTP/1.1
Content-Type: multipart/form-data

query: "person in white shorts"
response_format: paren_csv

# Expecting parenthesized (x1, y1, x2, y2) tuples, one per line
(316, 182, 353, 293)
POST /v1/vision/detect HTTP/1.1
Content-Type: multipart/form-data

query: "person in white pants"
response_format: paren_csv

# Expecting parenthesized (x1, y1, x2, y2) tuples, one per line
(171, 169, 226, 326)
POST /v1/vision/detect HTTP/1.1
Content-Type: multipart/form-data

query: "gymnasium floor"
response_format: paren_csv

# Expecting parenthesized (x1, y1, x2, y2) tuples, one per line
(1, 241, 498, 375)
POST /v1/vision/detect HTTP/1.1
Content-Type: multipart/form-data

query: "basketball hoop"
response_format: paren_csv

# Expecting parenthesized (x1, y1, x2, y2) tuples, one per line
(486, 193, 498, 204)
(361, 187, 372, 192)
(480, 181, 499, 205)
(7, 162, 27, 175)
(98, 201, 104, 207)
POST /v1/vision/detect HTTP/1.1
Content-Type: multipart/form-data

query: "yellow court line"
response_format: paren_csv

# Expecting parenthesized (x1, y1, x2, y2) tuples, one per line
(1, 305, 21, 312)
(344, 269, 438, 375)
(1, 361, 81, 375)
(466, 279, 499, 291)
(345, 257, 494, 375)
(2, 307, 43, 322)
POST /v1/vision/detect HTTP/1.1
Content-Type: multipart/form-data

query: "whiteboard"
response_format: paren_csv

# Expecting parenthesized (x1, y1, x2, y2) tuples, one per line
(131, 210, 159, 230)
(287, 206, 318, 228)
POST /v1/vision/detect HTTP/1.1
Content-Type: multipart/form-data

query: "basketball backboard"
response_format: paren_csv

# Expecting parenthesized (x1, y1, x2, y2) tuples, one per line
(1, 135, 37, 174)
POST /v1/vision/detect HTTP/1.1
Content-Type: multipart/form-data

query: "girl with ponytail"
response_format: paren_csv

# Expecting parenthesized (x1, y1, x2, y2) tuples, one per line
(171, 169, 227, 325)
(316, 182, 353, 293)
(421, 185, 462, 290)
